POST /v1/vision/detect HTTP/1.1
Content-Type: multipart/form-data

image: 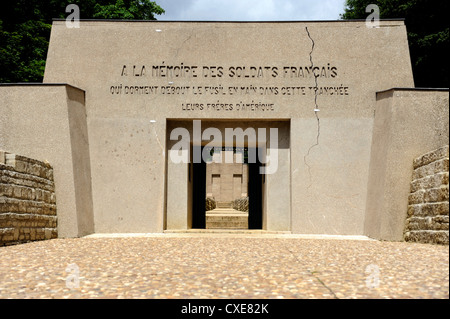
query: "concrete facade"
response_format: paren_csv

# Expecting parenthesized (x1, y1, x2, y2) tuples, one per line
(365, 89, 449, 241)
(206, 151, 248, 203)
(0, 84, 94, 237)
(1, 20, 447, 240)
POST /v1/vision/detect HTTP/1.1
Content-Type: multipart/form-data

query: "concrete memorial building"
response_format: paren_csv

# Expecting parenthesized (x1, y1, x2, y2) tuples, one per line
(0, 20, 448, 243)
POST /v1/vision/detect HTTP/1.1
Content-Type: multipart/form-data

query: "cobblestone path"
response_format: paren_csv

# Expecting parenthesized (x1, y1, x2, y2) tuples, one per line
(0, 235, 448, 299)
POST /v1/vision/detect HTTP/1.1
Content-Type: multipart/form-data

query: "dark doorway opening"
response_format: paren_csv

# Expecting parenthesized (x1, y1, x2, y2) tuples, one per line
(191, 146, 263, 229)
(248, 149, 263, 229)
(192, 146, 206, 229)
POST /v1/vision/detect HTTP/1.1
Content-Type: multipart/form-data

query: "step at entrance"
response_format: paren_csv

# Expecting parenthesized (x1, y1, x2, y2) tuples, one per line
(216, 201, 233, 209)
(206, 208, 248, 229)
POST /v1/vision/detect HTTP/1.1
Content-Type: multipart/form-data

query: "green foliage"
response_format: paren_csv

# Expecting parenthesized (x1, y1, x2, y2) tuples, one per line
(0, 0, 164, 83)
(93, 0, 165, 19)
(341, 0, 449, 88)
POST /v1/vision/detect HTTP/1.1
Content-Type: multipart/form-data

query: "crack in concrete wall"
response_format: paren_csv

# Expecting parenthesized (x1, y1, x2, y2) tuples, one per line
(304, 27, 321, 188)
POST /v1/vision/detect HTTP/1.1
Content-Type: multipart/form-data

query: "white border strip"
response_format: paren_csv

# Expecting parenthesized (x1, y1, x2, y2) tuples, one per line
(84, 233, 375, 240)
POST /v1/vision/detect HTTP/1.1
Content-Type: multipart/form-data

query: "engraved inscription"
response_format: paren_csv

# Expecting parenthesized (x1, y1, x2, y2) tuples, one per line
(110, 63, 350, 112)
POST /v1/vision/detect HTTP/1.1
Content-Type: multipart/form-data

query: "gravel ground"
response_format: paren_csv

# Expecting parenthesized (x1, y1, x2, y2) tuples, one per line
(0, 235, 448, 299)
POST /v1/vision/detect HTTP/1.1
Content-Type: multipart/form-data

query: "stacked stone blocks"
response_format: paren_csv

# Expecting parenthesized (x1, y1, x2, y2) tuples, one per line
(404, 146, 449, 245)
(0, 151, 57, 245)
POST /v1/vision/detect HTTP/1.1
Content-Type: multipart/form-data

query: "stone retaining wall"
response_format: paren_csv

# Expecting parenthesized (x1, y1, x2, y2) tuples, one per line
(404, 145, 449, 244)
(0, 151, 57, 245)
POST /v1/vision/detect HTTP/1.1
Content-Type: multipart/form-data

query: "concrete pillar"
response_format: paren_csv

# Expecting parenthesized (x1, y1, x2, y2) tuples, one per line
(166, 150, 189, 230)
(265, 146, 290, 231)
